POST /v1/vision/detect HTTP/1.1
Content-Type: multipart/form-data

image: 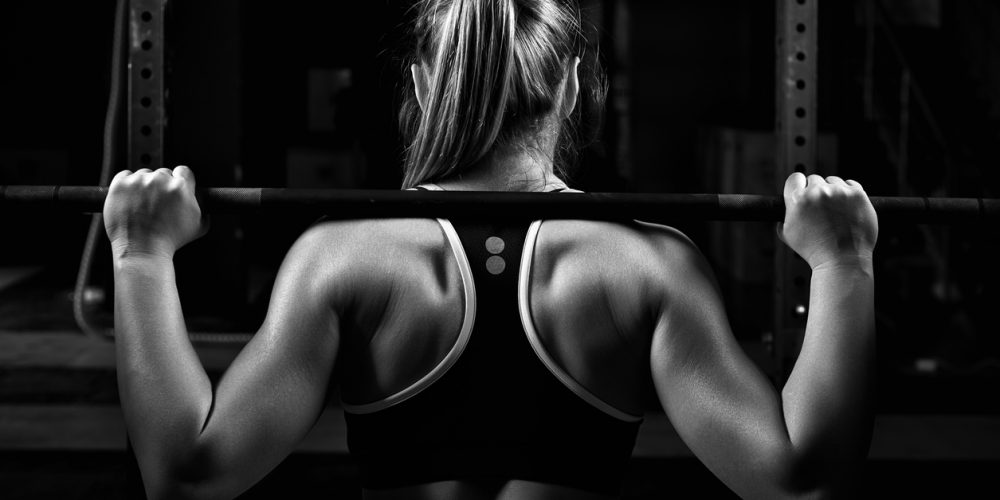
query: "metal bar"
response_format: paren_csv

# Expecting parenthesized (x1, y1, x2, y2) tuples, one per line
(2, 186, 999, 224)
(775, 0, 819, 380)
(129, 0, 167, 171)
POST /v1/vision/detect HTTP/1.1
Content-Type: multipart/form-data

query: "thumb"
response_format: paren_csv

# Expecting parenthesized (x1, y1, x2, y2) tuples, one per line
(783, 172, 806, 200)
(173, 165, 196, 191)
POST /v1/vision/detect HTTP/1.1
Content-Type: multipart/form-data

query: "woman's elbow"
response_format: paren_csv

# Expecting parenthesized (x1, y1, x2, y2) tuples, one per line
(145, 477, 238, 500)
(141, 472, 212, 500)
(141, 449, 232, 500)
(773, 453, 866, 500)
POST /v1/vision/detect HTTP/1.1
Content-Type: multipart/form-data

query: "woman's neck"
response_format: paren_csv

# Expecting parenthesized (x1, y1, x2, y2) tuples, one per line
(433, 149, 567, 192)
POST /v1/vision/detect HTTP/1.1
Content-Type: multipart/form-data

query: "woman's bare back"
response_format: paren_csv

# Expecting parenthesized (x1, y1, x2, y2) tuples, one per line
(326, 218, 688, 498)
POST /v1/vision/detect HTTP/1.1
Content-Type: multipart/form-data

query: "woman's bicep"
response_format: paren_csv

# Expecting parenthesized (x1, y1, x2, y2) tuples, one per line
(649, 241, 797, 498)
(189, 225, 344, 497)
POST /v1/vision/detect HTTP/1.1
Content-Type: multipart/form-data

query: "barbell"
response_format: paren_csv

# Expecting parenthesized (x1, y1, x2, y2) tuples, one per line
(1, 185, 999, 224)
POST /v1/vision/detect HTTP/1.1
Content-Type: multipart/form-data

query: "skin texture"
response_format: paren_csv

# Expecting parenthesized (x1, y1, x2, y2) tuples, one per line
(105, 165, 877, 500)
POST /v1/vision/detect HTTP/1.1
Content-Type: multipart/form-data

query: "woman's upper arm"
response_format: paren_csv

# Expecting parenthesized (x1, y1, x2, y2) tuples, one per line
(185, 223, 348, 498)
(647, 229, 800, 498)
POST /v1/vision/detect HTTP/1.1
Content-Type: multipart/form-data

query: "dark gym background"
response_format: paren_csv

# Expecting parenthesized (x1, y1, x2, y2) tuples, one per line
(1, 0, 998, 498)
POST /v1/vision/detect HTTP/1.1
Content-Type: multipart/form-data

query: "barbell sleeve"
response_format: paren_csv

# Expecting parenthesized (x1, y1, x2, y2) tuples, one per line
(1, 185, 998, 224)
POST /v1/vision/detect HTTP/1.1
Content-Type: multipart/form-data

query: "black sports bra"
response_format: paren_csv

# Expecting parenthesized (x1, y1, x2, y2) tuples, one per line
(341, 188, 642, 494)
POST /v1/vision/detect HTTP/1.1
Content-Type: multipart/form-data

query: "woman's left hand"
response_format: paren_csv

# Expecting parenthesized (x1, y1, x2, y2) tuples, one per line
(104, 165, 208, 259)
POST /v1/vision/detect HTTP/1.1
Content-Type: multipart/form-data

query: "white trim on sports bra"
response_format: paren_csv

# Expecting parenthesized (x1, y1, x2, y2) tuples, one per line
(518, 220, 644, 423)
(341, 217, 477, 414)
(345, 184, 638, 421)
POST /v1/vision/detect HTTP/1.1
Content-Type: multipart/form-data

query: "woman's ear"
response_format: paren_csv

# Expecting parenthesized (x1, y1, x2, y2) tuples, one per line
(411, 63, 430, 112)
(560, 56, 581, 119)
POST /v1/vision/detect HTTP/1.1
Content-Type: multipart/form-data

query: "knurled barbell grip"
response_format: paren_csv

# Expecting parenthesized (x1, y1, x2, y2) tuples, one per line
(1, 185, 998, 224)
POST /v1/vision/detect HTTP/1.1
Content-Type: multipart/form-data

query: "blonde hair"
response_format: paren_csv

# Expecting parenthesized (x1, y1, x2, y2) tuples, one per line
(399, 0, 606, 189)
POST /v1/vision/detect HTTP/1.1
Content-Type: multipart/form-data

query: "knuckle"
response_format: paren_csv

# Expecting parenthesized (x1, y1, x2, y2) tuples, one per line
(120, 174, 141, 190)
(807, 187, 827, 199)
(164, 179, 186, 197)
(140, 173, 165, 188)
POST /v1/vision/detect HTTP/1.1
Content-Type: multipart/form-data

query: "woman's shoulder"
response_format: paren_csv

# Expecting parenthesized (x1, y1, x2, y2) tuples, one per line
(632, 220, 706, 260)
(288, 218, 447, 277)
(534, 220, 707, 301)
(302, 217, 445, 245)
(540, 219, 703, 266)
(532, 220, 711, 342)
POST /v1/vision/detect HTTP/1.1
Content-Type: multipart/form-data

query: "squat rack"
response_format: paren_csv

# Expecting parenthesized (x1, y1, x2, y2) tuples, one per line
(123, 0, 816, 376)
(128, 0, 820, 376)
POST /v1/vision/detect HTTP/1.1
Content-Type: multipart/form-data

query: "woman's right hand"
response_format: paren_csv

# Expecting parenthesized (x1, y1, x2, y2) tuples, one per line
(104, 165, 207, 259)
(778, 173, 878, 270)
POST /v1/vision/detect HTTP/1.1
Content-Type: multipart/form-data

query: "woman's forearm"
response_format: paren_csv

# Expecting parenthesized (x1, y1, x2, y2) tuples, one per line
(113, 253, 214, 487)
(780, 258, 876, 482)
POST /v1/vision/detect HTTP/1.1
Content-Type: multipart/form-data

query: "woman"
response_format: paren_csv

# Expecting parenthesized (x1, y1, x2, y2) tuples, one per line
(103, 0, 878, 499)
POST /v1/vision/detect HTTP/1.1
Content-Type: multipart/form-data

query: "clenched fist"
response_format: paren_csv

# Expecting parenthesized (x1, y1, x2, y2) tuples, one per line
(104, 166, 208, 259)
(778, 173, 878, 270)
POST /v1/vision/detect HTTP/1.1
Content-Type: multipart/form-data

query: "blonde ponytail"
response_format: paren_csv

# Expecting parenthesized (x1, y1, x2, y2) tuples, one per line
(403, 0, 516, 188)
(400, 0, 605, 189)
